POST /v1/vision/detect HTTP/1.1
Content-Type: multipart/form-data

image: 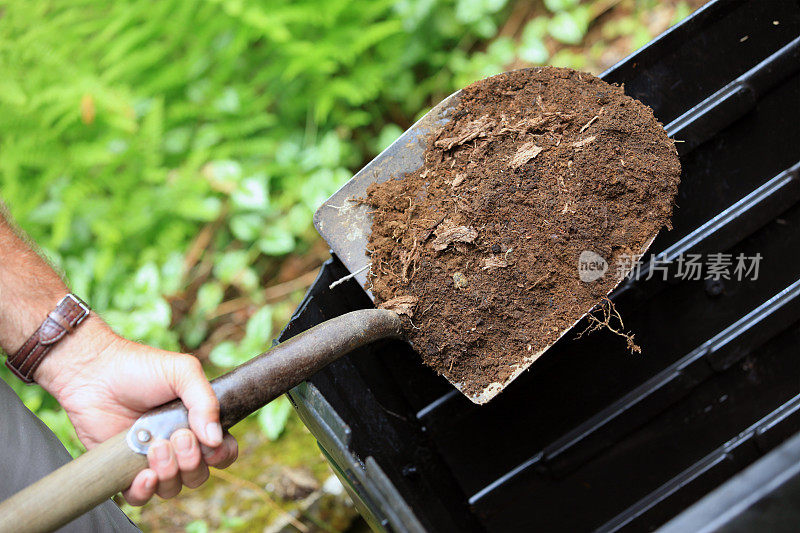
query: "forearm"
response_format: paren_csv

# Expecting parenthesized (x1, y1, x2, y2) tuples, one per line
(0, 211, 71, 351)
(0, 209, 114, 391)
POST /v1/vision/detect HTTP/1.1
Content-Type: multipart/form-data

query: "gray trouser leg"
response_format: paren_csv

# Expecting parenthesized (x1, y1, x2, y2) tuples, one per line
(0, 379, 140, 532)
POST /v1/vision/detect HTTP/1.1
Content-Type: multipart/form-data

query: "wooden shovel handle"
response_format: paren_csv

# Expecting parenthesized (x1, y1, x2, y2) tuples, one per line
(0, 309, 402, 533)
(0, 432, 146, 533)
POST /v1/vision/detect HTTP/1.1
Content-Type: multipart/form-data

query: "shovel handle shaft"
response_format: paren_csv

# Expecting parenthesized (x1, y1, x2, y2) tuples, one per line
(0, 309, 402, 533)
(127, 308, 403, 453)
(0, 432, 147, 533)
(214, 308, 403, 428)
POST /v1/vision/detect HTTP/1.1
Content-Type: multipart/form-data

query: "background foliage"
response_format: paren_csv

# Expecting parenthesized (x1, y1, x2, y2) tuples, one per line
(0, 0, 702, 530)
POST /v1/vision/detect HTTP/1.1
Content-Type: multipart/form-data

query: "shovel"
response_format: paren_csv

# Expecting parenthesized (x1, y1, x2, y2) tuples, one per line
(0, 80, 650, 532)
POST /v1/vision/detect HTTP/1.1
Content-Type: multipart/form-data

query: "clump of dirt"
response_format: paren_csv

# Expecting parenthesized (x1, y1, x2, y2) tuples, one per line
(365, 67, 680, 396)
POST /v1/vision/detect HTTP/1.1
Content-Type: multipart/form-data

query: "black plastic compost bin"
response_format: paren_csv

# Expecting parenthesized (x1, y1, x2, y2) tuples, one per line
(281, 1, 800, 530)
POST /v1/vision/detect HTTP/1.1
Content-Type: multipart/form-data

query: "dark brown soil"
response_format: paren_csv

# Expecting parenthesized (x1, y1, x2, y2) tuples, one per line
(365, 67, 681, 396)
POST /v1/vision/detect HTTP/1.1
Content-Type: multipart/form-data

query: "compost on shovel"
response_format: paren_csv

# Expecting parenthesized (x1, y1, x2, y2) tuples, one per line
(364, 67, 681, 396)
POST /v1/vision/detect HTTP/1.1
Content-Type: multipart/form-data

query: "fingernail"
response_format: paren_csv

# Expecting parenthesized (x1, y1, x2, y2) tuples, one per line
(144, 474, 156, 490)
(175, 431, 193, 453)
(205, 422, 223, 445)
(153, 442, 170, 463)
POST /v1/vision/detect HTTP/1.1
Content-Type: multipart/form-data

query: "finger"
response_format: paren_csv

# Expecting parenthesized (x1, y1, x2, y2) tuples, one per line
(123, 469, 158, 506)
(171, 429, 209, 489)
(203, 433, 238, 470)
(147, 439, 182, 499)
(169, 356, 222, 448)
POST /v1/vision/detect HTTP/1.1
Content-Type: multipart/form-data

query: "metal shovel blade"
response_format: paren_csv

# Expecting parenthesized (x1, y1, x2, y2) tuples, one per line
(313, 83, 654, 405)
(313, 89, 462, 289)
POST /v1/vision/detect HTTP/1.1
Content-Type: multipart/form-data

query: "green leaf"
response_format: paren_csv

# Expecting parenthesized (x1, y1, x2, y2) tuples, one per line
(194, 124, 220, 150)
(160, 252, 185, 295)
(196, 281, 224, 315)
(455, 0, 508, 24)
(257, 396, 293, 440)
(317, 131, 344, 168)
(472, 17, 498, 39)
(133, 262, 160, 296)
(231, 174, 269, 211)
(0, 77, 28, 106)
(286, 205, 312, 236)
(163, 127, 191, 154)
(375, 124, 404, 153)
(136, 298, 173, 331)
(213, 250, 251, 284)
(181, 314, 208, 349)
(487, 37, 515, 65)
(543, 0, 580, 13)
(299, 168, 351, 210)
(220, 515, 247, 529)
(548, 9, 589, 45)
(244, 305, 273, 349)
(633, 25, 653, 50)
(185, 520, 209, 533)
(455, 0, 485, 24)
(235, 268, 259, 291)
(518, 38, 548, 64)
(671, 2, 693, 25)
(176, 196, 223, 222)
(519, 17, 550, 64)
(230, 213, 263, 242)
(206, 160, 243, 188)
(522, 16, 548, 40)
(214, 87, 240, 114)
(258, 225, 295, 256)
(550, 49, 588, 70)
(209, 341, 244, 368)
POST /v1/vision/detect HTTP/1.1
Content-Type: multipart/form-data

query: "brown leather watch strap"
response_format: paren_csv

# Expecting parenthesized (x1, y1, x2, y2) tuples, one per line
(5, 294, 91, 383)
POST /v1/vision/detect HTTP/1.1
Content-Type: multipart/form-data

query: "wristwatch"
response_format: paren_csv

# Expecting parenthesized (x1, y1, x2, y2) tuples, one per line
(5, 293, 91, 383)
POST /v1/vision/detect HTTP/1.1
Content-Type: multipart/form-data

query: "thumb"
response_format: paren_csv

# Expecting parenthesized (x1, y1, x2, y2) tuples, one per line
(166, 355, 223, 448)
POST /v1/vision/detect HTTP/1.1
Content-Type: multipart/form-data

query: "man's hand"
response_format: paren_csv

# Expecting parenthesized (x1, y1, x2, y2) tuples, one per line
(34, 316, 238, 506)
(0, 207, 236, 505)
